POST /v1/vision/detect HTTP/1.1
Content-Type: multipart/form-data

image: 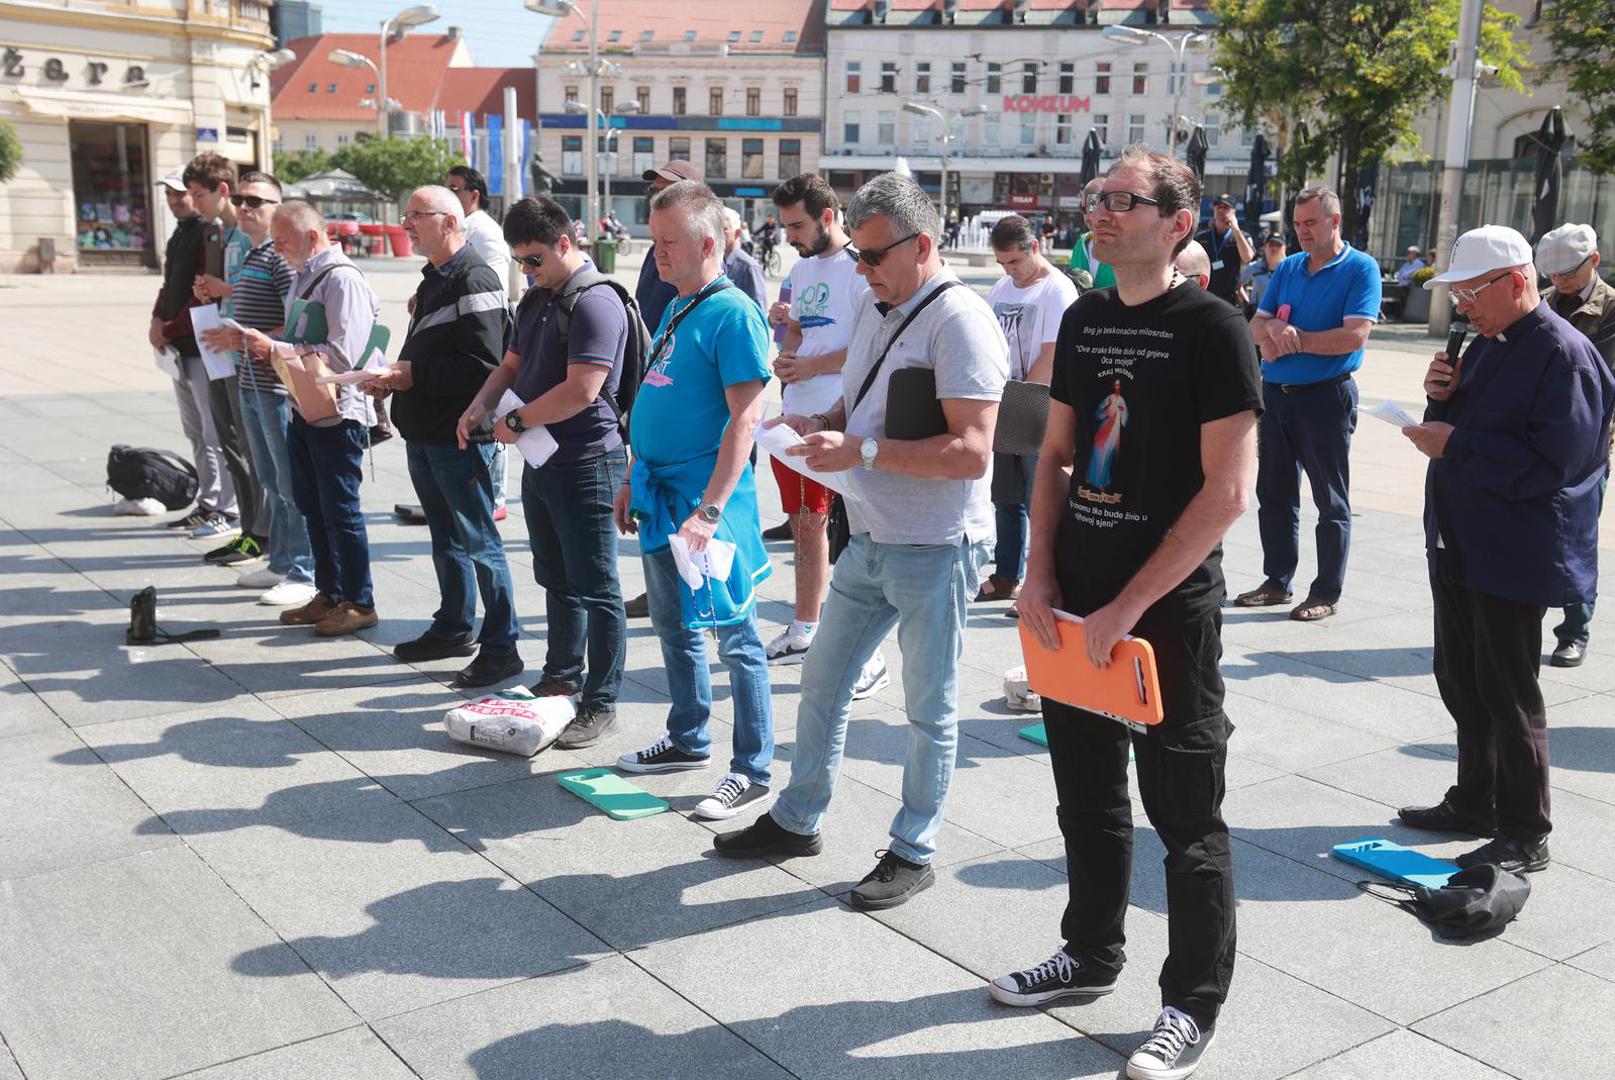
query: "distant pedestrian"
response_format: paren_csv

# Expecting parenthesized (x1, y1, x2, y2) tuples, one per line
(1193, 194, 1254, 306)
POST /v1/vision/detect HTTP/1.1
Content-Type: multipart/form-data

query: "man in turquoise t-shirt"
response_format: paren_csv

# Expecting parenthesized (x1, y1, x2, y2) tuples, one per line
(613, 179, 777, 824)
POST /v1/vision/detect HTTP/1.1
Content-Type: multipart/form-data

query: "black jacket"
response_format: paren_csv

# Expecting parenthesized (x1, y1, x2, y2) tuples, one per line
(153, 213, 205, 356)
(391, 247, 507, 445)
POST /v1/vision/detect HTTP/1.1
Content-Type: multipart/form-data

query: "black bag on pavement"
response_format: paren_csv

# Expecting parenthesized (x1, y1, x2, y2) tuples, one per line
(1358, 863, 1532, 940)
(125, 586, 220, 646)
(106, 445, 198, 510)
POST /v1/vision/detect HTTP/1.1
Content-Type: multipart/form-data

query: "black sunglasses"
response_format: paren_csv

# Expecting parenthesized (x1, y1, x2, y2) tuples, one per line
(853, 231, 920, 268)
(230, 194, 280, 209)
(1084, 190, 1162, 214)
(516, 253, 545, 269)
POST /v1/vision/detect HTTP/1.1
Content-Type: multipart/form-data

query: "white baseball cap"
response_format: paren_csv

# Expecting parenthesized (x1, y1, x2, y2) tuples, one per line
(155, 172, 186, 192)
(1535, 223, 1598, 276)
(1424, 225, 1534, 290)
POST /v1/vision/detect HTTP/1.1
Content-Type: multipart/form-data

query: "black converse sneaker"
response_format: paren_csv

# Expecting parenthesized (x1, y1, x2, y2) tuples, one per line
(692, 772, 772, 820)
(1126, 1006, 1213, 1080)
(989, 948, 1118, 1006)
(616, 735, 711, 774)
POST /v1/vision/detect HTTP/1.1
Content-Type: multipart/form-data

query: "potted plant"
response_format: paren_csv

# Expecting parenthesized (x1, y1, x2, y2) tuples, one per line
(1403, 266, 1436, 322)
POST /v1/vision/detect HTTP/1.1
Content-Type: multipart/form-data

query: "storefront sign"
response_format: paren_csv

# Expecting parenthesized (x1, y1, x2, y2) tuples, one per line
(196, 127, 219, 143)
(2, 47, 146, 88)
(1002, 94, 1090, 114)
(1007, 193, 1038, 209)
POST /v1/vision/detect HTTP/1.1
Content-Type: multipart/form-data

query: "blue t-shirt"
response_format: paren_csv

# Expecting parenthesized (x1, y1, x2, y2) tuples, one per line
(630, 275, 770, 468)
(511, 265, 629, 463)
(1256, 243, 1382, 384)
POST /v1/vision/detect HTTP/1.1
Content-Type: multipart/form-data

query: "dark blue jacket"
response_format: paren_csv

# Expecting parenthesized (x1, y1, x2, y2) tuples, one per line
(635, 245, 679, 334)
(1424, 303, 1614, 606)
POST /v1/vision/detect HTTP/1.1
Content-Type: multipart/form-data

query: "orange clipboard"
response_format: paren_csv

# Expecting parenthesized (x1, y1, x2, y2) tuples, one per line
(1017, 609, 1164, 731)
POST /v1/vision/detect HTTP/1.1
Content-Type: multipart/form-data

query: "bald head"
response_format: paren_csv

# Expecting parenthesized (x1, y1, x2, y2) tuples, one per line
(411, 185, 464, 228)
(1174, 240, 1211, 288)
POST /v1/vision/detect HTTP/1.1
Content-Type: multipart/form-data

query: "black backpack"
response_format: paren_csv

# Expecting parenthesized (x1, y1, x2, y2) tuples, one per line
(106, 445, 198, 510)
(517, 269, 651, 443)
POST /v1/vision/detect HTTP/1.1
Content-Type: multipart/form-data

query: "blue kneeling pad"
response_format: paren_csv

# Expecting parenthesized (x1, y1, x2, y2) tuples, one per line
(1332, 837, 1460, 888)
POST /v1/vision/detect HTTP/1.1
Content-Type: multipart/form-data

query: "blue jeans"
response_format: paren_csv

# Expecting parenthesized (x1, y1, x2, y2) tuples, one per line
(994, 503, 1028, 580)
(523, 448, 628, 707)
(288, 417, 372, 608)
(772, 533, 988, 864)
(1254, 377, 1358, 604)
(405, 441, 519, 652)
(643, 546, 773, 784)
(237, 389, 314, 584)
(1556, 472, 1608, 648)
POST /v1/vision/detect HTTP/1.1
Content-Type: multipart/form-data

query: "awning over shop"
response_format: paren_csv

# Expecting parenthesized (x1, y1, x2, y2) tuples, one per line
(12, 86, 193, 126)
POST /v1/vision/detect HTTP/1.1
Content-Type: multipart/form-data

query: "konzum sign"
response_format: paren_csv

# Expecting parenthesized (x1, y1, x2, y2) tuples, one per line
(1002, 95, 1091, 113)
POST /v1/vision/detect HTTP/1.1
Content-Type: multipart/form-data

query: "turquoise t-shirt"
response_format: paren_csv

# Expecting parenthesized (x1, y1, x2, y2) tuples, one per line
(630, 275, 771, 468)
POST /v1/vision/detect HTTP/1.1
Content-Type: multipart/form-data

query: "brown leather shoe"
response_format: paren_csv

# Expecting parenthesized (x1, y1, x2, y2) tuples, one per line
(279, 592, 335, 626)
(313, 601, 379, 637)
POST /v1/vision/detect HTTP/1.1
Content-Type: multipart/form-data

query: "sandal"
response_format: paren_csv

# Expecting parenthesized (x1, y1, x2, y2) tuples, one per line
(1290, 597, 1339, 622)
(975, 575, 1022, 602)
(1234, 584, 1293, 607)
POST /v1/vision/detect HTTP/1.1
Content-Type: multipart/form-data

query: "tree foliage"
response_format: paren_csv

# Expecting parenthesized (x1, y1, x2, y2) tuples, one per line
(1547, 0, 1615, 173)
(0, 117, 22, 184)
(271, 148, 332, 185)
(1210, 0, 1527, 238)
(330, 136, 465, 201)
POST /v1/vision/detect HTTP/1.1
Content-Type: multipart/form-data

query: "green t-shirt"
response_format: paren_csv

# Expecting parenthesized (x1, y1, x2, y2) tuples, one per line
(1065, 232, 1116, 290)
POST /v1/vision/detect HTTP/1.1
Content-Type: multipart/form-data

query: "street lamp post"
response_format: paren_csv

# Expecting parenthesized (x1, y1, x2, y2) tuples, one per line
(528, 0, 623, 247)
(902, 101, 988, 225)
(330, 4, 438, 140)
(1103, 24, 1207, 159)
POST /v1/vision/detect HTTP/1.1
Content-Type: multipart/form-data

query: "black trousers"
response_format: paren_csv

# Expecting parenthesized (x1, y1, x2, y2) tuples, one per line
(1043, 599, 1237, 1031)
(207, 375, 266, 537)
(1431, 572, 1551, 841)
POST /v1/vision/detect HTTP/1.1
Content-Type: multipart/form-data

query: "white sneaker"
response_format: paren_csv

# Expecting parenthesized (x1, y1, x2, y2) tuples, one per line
(765, 625, 813, 665)
(258, 580, 319, 607)
(236, 568, 283, 589)
(851, 652, 890, 700)
(691, 772, 773, 820)
(1126, 1007, 1213, 1080)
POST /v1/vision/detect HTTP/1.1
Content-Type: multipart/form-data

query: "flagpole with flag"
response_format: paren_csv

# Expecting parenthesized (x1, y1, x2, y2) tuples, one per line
(461, 112, 475, 167)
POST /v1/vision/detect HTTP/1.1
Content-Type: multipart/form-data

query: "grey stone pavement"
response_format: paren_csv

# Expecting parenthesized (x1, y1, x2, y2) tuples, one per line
(2, 252, 1614, 1080)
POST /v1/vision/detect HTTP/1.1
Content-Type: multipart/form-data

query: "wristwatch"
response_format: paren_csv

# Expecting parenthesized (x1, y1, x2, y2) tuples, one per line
(859, 437, 879, 471)
(504, 412, 526, 434)
(698, 503, 722, 524)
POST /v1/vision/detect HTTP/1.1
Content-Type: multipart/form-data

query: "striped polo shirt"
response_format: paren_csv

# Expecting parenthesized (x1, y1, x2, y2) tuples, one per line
(232, 238, 293, 393)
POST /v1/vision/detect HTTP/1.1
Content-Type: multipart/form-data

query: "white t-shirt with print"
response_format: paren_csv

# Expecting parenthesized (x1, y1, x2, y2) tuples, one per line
(987, 269, 1079, 381)
(782, 246, 870, 416)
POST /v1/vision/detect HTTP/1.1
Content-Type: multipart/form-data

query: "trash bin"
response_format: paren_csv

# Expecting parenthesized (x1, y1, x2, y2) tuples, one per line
(594, 237, 617, 274)
(385, 225, 413, 258)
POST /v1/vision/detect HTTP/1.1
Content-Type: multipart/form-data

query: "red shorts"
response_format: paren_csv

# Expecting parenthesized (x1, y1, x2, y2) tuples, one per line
(770, 454, 833, 516)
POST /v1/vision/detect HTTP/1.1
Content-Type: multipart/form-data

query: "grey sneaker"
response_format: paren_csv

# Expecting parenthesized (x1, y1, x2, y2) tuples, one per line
(1127, 1007, 1213, 1080)
(555, 704, 619, 750)
(692, 772, 772, 821)
(989, 948, 1118, 1007)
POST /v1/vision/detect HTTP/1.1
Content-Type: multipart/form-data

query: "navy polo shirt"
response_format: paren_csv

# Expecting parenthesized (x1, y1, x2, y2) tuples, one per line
(1256, 243, 1382, 385)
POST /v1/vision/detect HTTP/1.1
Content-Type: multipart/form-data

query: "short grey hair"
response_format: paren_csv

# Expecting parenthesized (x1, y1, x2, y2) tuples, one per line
(650, 180, 726, 246)
(274, 200, 325, 235)
(411, 185, 463, 228)
(846, 171, 941, 243)
(1295, 186, 1342, 218)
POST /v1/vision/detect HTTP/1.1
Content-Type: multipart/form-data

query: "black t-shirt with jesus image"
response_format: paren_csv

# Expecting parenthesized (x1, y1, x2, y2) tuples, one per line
(1049, 282, 1262, 616)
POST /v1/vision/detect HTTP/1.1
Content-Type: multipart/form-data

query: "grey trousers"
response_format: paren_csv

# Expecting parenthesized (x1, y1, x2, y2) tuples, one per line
(208, 373, 267, 536)
(172, 353, 236, 516)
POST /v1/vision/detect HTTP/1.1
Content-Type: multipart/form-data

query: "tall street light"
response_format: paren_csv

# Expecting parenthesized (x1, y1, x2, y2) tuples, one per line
(567, 99, 640, 225)
(1103, 24, 1207, 159)
(528, 0, 621, 246)
(330, 4, 438, 140)
(902, 101, 988, 224)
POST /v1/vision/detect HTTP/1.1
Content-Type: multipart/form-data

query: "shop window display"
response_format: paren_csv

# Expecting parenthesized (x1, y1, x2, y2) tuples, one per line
(70, 120, 154, 266)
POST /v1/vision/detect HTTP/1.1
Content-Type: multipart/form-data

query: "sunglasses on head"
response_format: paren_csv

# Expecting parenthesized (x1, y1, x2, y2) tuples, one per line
(230, 194, 280, 209)
(852, 231, 919, 268)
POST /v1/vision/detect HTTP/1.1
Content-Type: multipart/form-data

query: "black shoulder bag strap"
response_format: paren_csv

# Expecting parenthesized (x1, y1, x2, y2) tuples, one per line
(850, 279, 959, 417)
(647, 278, 732, 363)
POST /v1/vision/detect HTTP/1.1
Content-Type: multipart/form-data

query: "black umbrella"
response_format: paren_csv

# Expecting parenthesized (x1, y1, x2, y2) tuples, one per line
(1283, 121, 1310, 253)
(1080, 129, 1103, 186)
(1354, 155, 1378, 250)
(1529, 107, 1567, 245)
(1185, 125, 1209, 183)
(1244, 133, 1270, 237)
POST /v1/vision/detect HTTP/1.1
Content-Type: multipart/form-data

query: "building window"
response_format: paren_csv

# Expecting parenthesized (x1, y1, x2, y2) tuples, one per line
(1059, 62, 1074, 94)
(915, 61, 931, 94)
(780, 137, 801, 177)
(1022, 62, 1038, 95)
(307, 82, 317, 93)
(1126, 114, 1145, 145)
(669, 136, 690, 161)
(727, 30, 741, 43)
(986, 62, 1001, 95)
(1055, 114, 1073, 145)
(1204, 116, 1220, 147)
(1020, 113, 1037, 146)
(880, 61, 897, 93)
(1205, 78, 1221, 98)
(846, 61, 861, 94)
(742, 138, 764, 179)
(641, 30, 654, 43)
(637, 86, 650, 113)
(705, 137, 727, 178)
(1095, 62, 1111, 95)
(683, 29, 696, 42)
(844, 112, 861, 145)
(1132, 63, 1148, 95)
(571, 29, 586, 42)
(600, 86, 614, 113)
(633, 136, 655, 176)
(365, 83, 376, 94)
(304, 133, 318, 149)
(607, 30, 622, 43)
(783, 87, 798, 117)
(1094, 113, 1110, 146)
(272, 135, 284, 153)
(562, 134, 582, 175)
(750, 30, 764, 43)
(983, 116, 1000, 146)
(327, 83, 337, 93)
(878, 110, 896, 144)
(336, 133, 350, 146)
(672, 86, 686, 115)
(565, 85, 578, 105)
(784, 30, 797, 43)
(709, 87, 723, 115)
(746, 86, 761, 116)
(950, 62, 967, 94)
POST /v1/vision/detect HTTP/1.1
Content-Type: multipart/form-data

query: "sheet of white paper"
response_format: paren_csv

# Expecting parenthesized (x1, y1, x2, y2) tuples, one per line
(668, 535, 736, 591)
(316, 369, 383, 386)
(493, 390, 559, 468)
(153, 345, 180, 380)
(1363, 399, 1420, 428)
(751, 418, 852, 496)
(189, 303, 236, 381)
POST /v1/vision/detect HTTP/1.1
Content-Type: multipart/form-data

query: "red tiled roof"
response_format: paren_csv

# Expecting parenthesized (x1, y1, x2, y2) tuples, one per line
(541, 0, 825, 55)
(270, 32, 465, 121)
(436, 68, 536, 120)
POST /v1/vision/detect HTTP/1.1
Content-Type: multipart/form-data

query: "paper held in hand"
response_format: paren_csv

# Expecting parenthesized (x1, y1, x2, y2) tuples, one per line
(315, 343, 393, 385)
(188, 303, 237, 381)
(1363, 399, 1421, 429)
(668, 534, 736, 591)
(492, 390, 559, 468)
(751, 417, 852, 496)
(152, 345, 180, 380)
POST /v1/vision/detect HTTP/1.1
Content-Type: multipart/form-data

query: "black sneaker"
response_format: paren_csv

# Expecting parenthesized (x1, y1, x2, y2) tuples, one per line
(529, 674, 583, 698)
(617, 735, 710, 773)
(1397, 799, 1495, 838)
(713, 812, 823, 858)
(692, 772, 773, 821)
(1456, 835, 1551, 874)
(762, 520, 794, 542)
(165, 507, 211, 530)
(393, 631, 477, 663)
(624, 592, 650, 619)
(989, 948, 1118, 1006)
(210, 535, 264, 566)
(452, 649, 524, 689)
(555, 703, 619, 749)
(850, 849, 935, 910)
(1127, 1007, 1213, 1080)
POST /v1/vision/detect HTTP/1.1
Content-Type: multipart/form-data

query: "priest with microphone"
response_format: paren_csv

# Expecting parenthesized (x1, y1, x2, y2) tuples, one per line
(1397, 225, 1614, 875)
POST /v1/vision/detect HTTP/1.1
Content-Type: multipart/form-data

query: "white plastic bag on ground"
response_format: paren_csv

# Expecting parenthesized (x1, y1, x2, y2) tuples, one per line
(113, 497, 167, 516)
(444, 689, 575, 757)
(1002, 665, 1042, 713)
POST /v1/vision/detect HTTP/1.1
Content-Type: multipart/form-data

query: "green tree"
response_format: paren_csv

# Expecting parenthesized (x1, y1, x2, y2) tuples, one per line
(1546, 0, 1615, 173)
(272, 148, 332, 185)
(331, 135, 465, 201)
(1210, 0, 1527, 238)
(0, 117, 22, 184)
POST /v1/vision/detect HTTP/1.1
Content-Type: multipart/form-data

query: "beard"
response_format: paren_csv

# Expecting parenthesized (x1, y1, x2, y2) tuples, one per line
(794, 222, 831, 258)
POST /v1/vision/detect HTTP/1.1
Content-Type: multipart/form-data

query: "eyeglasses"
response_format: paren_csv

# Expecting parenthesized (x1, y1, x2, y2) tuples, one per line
(400, 210, 448, 224)
(515, 253, 545, 269)
(445, 185, 467, 194)
(1084, 190, 1162, 214)
(230, 194, 280, 209)
(1549, 255, 1593, 281)
(1450, 270, 1516, 306)
(852, 232, 919, 268)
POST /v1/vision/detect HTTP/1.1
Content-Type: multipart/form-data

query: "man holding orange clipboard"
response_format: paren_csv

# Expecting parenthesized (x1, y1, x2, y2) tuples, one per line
(993, 146, 1260, 1080)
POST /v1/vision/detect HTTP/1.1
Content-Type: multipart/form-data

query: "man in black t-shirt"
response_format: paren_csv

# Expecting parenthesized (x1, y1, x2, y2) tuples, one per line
(990, 147, 1261, 1080)
(1194, 194, 1254, 307)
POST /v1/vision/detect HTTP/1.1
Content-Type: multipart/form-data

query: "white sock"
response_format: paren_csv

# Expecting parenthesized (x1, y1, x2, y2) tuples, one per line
(791, 620, 818, 639)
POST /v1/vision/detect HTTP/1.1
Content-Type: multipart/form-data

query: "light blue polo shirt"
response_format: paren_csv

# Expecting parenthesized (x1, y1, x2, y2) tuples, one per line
(1256, 243, 1382, 385)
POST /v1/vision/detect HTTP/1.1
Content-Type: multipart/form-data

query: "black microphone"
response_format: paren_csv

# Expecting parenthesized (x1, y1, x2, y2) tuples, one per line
(1443, 318, 1470, 387)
